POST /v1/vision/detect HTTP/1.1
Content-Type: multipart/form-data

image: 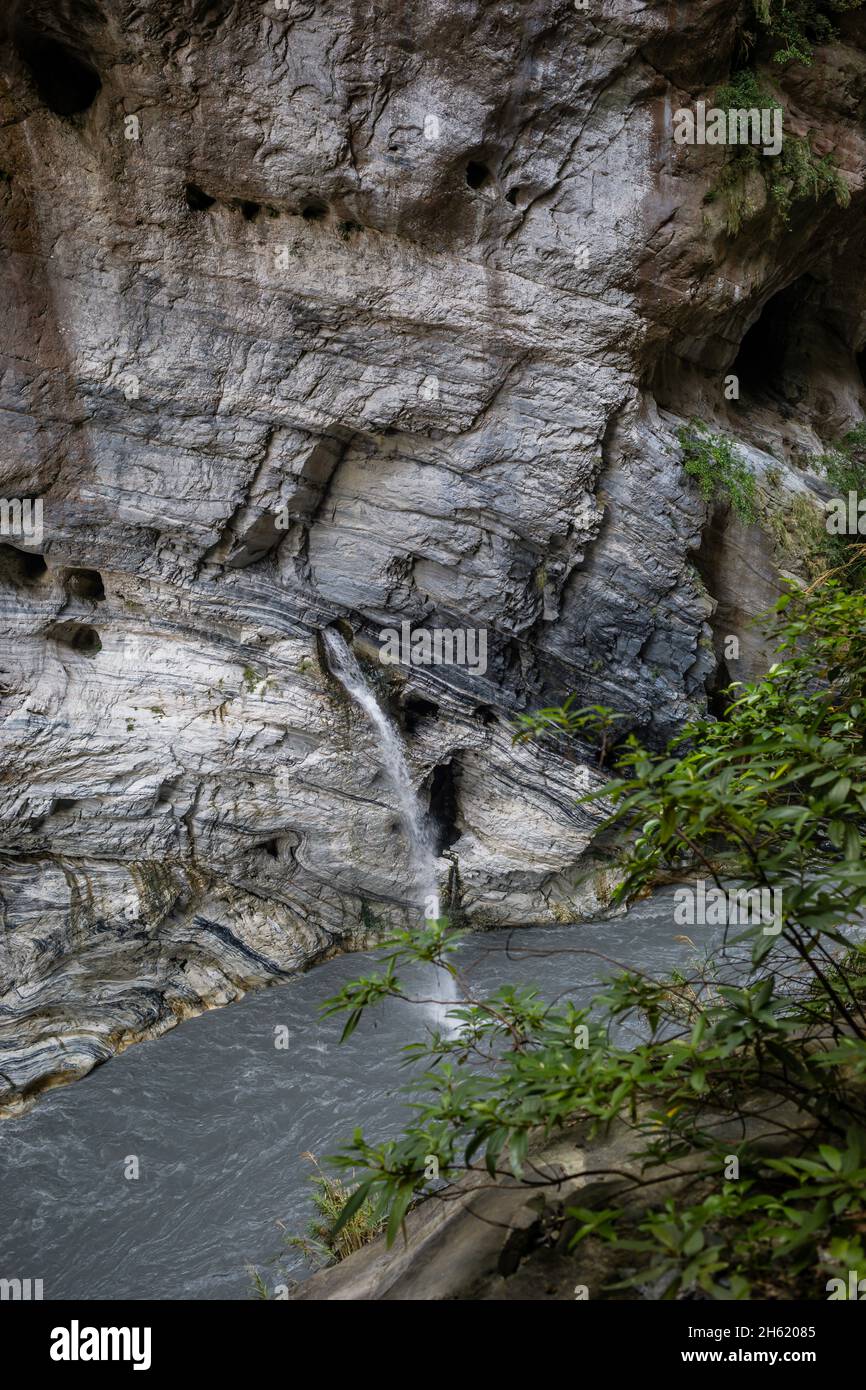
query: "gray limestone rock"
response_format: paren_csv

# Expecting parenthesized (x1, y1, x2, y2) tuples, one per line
(1, 0, 864, 1106)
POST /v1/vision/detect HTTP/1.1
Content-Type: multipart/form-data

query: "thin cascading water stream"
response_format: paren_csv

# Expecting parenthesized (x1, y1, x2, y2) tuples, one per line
(322, 628, 457, 1029)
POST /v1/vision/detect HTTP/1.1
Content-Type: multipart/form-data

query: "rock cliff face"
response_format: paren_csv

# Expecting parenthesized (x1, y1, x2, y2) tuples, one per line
(2, 0, 865, 1107)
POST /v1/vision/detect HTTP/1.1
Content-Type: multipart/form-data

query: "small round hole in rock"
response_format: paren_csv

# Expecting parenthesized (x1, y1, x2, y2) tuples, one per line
(67, 568, 105, 601)
(301, 203, 327, 222)
(46, 620, 102, 657)
(466, 161, 491, 190)
(185, 183, 215, 211)
(240, 200, 261, 222)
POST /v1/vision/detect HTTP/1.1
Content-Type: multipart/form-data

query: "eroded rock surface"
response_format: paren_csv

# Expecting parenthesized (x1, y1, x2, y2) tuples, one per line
(1, 0, 865, 1106)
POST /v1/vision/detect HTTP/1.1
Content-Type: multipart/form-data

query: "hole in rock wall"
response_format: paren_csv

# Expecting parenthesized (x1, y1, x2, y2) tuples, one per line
(403, 693, 438, 734)
(704, 657, 734, 720)
(52, 797, 77, 812)
(473, 704, 497, 726)
(731, 276, 814, 402)
(0, 544, 47, 583)
(428, 760, 460, 855)
(465, 160, 491, 190)
(185, 183, 215, 211)
(67, 568, 105, 600)
(46, 620, 102, 657)
(240, 200, 261, 222)
(301, 203, 327, 221)
(14, 24, 101, 116)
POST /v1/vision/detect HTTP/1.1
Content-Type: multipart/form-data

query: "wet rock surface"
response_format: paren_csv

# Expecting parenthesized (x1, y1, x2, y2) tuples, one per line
(1, 0, 865, 1104)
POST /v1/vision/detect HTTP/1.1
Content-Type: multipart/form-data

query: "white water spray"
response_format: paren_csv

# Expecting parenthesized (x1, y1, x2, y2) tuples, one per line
(322, 628, 457, 1028)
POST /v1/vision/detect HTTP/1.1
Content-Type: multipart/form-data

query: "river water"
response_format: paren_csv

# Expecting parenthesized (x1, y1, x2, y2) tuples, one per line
(0, 891, 747, 1300)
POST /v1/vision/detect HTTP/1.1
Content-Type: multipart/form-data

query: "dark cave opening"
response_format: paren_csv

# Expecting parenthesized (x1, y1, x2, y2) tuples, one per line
(21, 550, 47, 580)
(474, 704, 497, 726)
(403, 693, 439, 734)
(185, 183, 216, 211)
(731, 277, 811, 401)
(46, 620, 102, 657)
(67, 568, 105, 601)
(466, 160, 491, 190)
(0, 544, 47, 583)
(15, 26, 101, 116)
(428, 760, 459, 855)
(705, 658, 734, 720)
(240, 200, 261, 222)
(302, 203, 328, 222)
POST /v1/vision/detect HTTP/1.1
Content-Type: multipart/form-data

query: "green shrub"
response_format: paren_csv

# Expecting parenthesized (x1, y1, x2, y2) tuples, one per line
(320, 583, 866, 1298)
(769, 133, 851, 219)
(752, 0, 865, 67)
(284, 1155, 384, 1267)
(677, 421, 759, 522)
(512, 698, 623, 767)
(709, 70, 850, 234)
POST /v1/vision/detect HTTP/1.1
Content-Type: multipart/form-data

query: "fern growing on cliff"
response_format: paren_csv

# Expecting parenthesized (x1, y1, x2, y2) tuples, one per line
(707, 70, 850, 234)
(752, 0, 865, 66)
(677, 421, 759, 522)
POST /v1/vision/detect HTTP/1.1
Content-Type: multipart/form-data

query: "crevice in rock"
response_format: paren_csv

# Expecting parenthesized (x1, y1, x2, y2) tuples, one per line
(428, 759, 460, 855)
(301, 202, 328, 222)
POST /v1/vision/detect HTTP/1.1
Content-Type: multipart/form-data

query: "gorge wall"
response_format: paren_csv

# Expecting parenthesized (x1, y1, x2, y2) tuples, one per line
(2, 0, 865, 1109)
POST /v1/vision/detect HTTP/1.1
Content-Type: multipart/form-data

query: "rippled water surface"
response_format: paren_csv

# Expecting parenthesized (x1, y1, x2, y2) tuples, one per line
(1, 891, 743, 1300)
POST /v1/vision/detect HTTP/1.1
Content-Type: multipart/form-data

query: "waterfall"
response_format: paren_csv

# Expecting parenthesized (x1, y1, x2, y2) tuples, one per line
(322, 628, 458, 1030)
(323, 629, 440, 917)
